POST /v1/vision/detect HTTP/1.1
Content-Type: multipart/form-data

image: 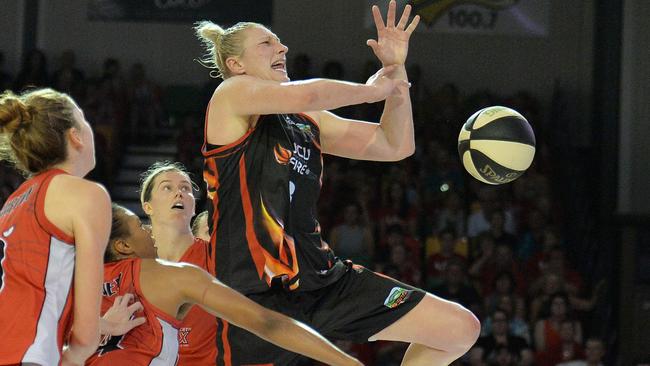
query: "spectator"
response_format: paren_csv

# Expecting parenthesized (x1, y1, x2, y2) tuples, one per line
(430, 259, 481, 315)
(434, 191, 466, 238)
(476, 309, 529, 363)
(482, 210, 518, 250)
(557, 337, 606, 366)
(51, 50, 85, 101)
(127, 62, 164, 144)
(467, 186, 516, 238)
(329, 202, 374, 267)
(471, 242, 526, 297)
(0, 51, 12, 91)
(426, 227, 467, 282)
(290, 53, 313, 80)
(536, 319, 584, 366)
(534, 292, 583, 353)
(490, 345, 518, 366)
(14, 49, 49, 90)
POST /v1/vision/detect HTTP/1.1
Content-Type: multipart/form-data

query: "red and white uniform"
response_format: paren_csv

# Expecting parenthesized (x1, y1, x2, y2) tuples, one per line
(0, 169, 75, 365)
(176, 238, 218, 365)
(86, 258, 182, 366)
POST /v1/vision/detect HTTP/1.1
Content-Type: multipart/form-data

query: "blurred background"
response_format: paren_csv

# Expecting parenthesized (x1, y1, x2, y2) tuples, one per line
(1, 1, 648, 365)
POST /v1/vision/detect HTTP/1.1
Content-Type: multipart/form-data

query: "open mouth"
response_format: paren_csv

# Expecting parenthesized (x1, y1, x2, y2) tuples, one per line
(171, 202, 184, 210)
(271, 60, 286, 72)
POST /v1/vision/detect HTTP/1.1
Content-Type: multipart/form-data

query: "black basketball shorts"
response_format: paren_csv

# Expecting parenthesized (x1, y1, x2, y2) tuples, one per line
(215, 262, 426, 366)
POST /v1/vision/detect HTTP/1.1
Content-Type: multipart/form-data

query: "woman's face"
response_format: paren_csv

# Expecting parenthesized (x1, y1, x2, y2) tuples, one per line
(71, 103, 96, 176)
(145, 170, 196, 225)
(236, 26, 289, 82)
(550, 296, 567, 317)
(122, 209, 158, 259)
(496, 275, 512, 293)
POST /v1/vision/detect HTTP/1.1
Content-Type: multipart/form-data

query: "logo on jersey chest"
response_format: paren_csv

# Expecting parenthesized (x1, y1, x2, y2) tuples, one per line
(282, 115, 315, 139)
(274, 142, 313, 176)
(178, 327, 191, 345)
(102, 272, 123, 297)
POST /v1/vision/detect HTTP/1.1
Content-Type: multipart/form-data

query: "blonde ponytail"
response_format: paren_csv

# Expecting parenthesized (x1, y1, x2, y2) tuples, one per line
(194, 20, 265, 79)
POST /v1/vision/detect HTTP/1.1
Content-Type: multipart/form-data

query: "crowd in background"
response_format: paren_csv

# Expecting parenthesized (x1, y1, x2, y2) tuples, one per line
(0, 49, 610, 366)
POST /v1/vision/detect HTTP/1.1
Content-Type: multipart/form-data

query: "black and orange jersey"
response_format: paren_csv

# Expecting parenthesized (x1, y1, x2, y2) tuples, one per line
(86, 258, 182, 366)
(176, 238, 217, 365)
(0, 169, 75, 366)
(202, 113, 346, 294)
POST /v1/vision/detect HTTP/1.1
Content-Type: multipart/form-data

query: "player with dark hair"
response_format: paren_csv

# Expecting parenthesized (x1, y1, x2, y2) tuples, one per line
(86, 204, 362, 366)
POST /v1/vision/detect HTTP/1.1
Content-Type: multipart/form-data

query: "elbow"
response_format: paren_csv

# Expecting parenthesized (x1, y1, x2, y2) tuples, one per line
(69, 331, 100, 356)
(391, 144, 415, 161)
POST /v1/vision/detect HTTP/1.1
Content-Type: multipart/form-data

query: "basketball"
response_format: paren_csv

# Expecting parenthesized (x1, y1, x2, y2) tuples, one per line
(457, 106, 536, 185)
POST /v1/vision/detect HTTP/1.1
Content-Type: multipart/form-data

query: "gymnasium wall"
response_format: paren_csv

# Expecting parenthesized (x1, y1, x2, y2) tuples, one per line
(0, 0, 22, 73)
(0, 1, 593, 109)
(619, 0, 650, 215)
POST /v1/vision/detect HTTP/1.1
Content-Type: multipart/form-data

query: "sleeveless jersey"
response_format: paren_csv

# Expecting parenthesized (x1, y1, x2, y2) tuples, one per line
(0, 169, 75, 365)
(86, 258, 182, 366)
(176, 238, 218, 365)
(202, 112, 346, 294)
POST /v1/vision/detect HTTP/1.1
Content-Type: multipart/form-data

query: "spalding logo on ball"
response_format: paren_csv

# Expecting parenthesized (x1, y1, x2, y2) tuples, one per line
(458, 106, 536, 185)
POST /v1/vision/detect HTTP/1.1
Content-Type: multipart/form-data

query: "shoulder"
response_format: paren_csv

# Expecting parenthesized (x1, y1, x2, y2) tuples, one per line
(50, 174, 109, 201)
(214, 75, 263, 96)
(144, 258, 203, 277)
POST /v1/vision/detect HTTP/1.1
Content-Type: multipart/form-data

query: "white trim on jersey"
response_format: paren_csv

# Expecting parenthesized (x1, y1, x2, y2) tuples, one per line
(149, 317, 179, 366)
(22, 237, 75, 365)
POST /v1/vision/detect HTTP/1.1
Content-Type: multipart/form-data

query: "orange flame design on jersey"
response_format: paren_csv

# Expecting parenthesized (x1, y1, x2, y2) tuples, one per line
(273, 144, 292, 165)
(258, 199, 300, 288)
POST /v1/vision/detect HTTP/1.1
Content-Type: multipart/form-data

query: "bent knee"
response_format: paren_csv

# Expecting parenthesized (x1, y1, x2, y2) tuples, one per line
(446, 304, 481, 354)
(452, 305, 481, 351)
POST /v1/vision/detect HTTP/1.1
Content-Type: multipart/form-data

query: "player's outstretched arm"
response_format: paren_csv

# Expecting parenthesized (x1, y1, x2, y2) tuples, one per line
(218, 65, 408, 117)
(317, 0, 420, 162)
(170, 262, 363, 366)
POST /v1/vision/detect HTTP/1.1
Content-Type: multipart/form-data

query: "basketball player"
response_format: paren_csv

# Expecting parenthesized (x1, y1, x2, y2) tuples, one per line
(137, 162, 216, 365)
(0, 88, 113, 365)
(195, 1, 480, 365)
(191, 210, 210, 241)
(86, 204, 362, 366)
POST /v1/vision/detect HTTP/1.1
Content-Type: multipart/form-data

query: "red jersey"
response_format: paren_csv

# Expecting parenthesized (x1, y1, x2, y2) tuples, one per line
(0, 169, 75, 365)
(86, 258, 182, 366)
(176, 238, 218, 366)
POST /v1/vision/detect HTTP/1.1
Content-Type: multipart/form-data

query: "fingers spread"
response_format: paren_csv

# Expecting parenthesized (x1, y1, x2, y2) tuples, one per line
(387, 0, 397, 27)
(397, 4, 412, 30)
(372, 5, 385, 30)
(406, 15, 421, 35)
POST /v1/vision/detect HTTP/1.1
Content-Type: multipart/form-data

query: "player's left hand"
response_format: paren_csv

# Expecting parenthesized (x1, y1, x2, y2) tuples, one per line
(101, 293, 146, 336)
(366, 0, 420, 67)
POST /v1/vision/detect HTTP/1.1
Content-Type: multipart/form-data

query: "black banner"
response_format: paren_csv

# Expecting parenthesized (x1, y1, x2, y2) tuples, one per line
(88, 0, 273, 24)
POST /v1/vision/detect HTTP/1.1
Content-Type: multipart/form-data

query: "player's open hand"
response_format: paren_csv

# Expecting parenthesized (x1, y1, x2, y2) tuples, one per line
(366, 0, 420, 66)
(101, 293, 146, 336)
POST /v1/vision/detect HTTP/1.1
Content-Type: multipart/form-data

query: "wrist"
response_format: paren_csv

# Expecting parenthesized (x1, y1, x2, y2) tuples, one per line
(99, 317, 113, 336)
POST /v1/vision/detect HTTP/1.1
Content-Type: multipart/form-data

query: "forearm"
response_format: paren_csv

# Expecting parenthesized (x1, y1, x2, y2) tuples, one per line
(291, 78, 381, 111)
(258, 312, 360, 366)
(188, 270, 359, 365)
(377, 65, 415, 159)
(62, 333, 100, 366)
